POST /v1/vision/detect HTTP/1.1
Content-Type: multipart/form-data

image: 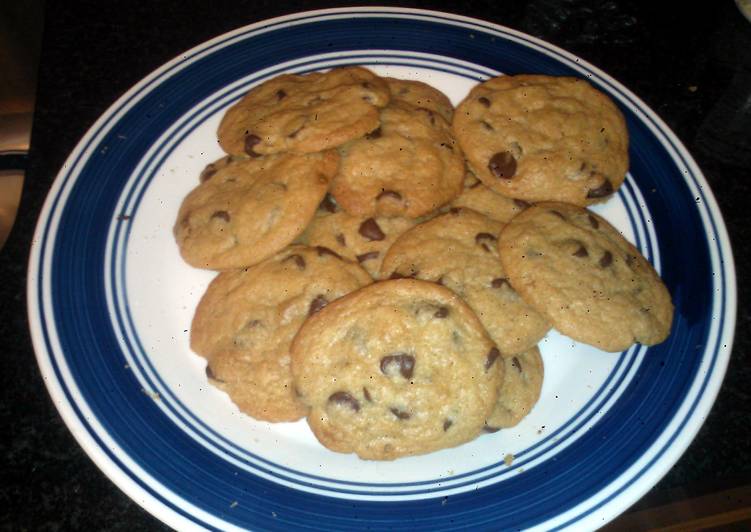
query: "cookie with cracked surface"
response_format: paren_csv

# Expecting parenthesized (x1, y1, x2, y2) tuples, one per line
(290, 279, 502, 460)
(297, 193, 420, 279)
(498, 202, 673, 352)
(217, 66, 390, 156)
(380, 207, 550, 355)
(191, 245, 372, 422)
(450, 172, 533, 223)
(174, 150, 338, 270)
(485, 347, 544, 430)
(384, 77, 454, 123)
(330, 99, 465, 218)
(453, 74, 628, 206)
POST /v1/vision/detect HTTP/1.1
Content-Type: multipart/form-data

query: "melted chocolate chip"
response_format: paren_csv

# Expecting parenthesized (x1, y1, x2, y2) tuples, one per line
(244, 134, 262, 157)
(283, 254, 306, 270)
(599, 251, 614, 268)
(586, 178, 614, 199)
(380, 353, 415, 379)
(365, 127, 382, 140)
(356, 251, 380, 263)
(449, 207, 462, 215)
(478, 96, 491, 107)
(358, 218, 386, 241)
(199, 163, 217, 183)
(335, 233, 346, 246)
(484, 347, 501, 371)
(483, 425, 501, 433)
(443, 419, 453, 431)
(573, 244, 589, 258)
(433, 307, 449, 319)
(276, 89, 287, 101)
(511, 356, 522, 373)
(316, 246, 341, 259)
(488, 151, 517, 179)
(376, 190, 402, 201)
(390, 407, 411, 420)
(320, 193, 338, 213)
(491, 277, 509, 288)
(328, 391, 360, 412)
(588, 214, 600, 229)
(475, 232, 497, 245)
(481, 120, 494, 131)
(363, 387, 372, 402)
(514, 199, 532, 209)
(308, 295, 329, 316)
(211, 210, 230, 222)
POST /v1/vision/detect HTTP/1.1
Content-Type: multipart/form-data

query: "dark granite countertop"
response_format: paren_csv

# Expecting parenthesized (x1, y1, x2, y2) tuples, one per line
(2, 1, 749, 529)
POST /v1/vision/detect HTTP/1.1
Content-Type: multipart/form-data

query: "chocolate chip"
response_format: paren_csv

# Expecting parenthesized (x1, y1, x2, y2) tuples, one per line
(389, 270, 418, 280)
(491, 277, 509, 288)
(625, 254, 636, 267)
(514, 199, 531, 209)
(316, 246, 341, 259)
(511, 356, 522, 373)
(358, 218, 385, 241)
(205, 365, 225, 383)
(587, 178, 614, 199)
(328, 391, 360, 412)
(377, 190, 402, 201)
(244, 134, 262, 157)
(308, 295, 328, 316)
(365, 127, 382, 140)
(488, 151, 517, 179)
(478, 96, 491, 107)
(335, 233, 346, 246)
(573, 244, 589, 258)
(483, 425, 500, 433)
(588, 214, 600, 229)
(443, 419, 453, 431)
(199, 163, 217, 183)
(283, 254, 306, 270)
(356, 251, 379, 263)
(484, 347, 500, 371)
(276, 89, 287, 100)
(380, 353, 415, 379)
(363, 387, 372, 402)
(475, 232, 497, 245)
(449, 207, 461, 215)
(599, 251, 614, 268)
(211, 210, 230, 222)
(481, 120, 494, 131)
(390, 407, 411, 420)
(433, 307, 449, 319)
(320, 193, 338, 213)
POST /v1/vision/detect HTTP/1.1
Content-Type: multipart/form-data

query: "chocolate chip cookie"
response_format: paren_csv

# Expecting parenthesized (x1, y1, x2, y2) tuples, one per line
(218, 66, 390, 156)
(498, 202, 673, 352)
(453, 75, 629, 205)
(384, 77, 454, 123)
(290, 279, 502, 460)
(380, 207, 550, 355)
(486, 347, 544, 430)
(330, 99, 465, 218)
(174, 150, 338, 270)
(191, 245, 372, 422)
(450, 172, 532, 223)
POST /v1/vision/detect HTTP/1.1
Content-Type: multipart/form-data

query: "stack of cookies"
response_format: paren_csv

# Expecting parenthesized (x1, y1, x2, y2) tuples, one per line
(174, 67, 673, 460)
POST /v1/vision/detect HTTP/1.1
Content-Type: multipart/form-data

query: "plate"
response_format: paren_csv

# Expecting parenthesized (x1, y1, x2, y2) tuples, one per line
(27, 7, 736, 531)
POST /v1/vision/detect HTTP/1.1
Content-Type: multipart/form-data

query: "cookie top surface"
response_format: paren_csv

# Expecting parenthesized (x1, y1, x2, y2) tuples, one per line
(174, 150, 338, 270)
(290, 279, 502, 460)
(384, 77, 454, 123)
(498, 202, 674, 351)
(217, 66, 390, 156)
(191, 245, 372, 422)
(380, 207, 550, 355)
(330, 100, 465, 218)
(453, 74, 629, 206)
(298, 194, 420, 279)
(450, 172, 532, 223)
(486, 347, 544, 429)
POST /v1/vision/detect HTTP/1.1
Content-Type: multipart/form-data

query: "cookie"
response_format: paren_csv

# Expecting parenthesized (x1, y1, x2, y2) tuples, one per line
(330, 99, 465, 218)
(218, 66, 390, 156)
(450, 172, 532, 223)
(290, 279, 502, 460)
(191, 245, 372, 422)
(174, 150, 338, 270)
(453, 74, 629, 206)
(384, 77, 454, 123)
(498, 202, 673, 352)
(380, 207, 550, 355)
(297, 193, 420, 279)
(486, 347, 544, 430)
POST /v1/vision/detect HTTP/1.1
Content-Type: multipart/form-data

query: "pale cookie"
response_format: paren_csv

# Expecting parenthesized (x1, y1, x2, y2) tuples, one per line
(380, 207, 550, 355)
(384, 77, 454, 123)
(191, 245, 372, 422)
(290, 279, 502, 460)
(330, 100, 465, 218)
(450, 172, 532, 223)
(486, 347, 544, 430)
(174, 150, 338, 270)
(498, 202, 674, 352)
(218, 66, 390, 156)
(297, 193, 420, 279)
(453, 74, 629, 206)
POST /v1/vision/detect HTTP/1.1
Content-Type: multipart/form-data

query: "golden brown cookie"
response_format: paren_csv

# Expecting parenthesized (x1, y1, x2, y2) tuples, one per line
(191, 245, 372, 422)
(486, 347, 544, 429)
(218, 66, 390, 156)
(384, 77, 454, 123)
(498, 202, 673, 351)
(290, 279, 502, 460)
(450, 172, 532, 223)
(453, 75, 628, 205)
(174, 151, 338, 270)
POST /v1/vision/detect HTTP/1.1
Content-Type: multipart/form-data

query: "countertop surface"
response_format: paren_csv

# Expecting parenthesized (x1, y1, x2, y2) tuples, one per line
(2, 1, 750, 529)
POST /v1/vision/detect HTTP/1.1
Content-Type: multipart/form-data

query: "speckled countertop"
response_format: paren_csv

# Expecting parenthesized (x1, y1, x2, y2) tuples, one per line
(1, 1, 749, 529)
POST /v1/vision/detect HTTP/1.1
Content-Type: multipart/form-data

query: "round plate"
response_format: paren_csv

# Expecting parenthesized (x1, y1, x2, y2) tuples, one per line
(27, 8, 736, 531)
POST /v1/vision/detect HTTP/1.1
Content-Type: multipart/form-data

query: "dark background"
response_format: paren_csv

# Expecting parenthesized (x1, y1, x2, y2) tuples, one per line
(2, 1, 749, 529)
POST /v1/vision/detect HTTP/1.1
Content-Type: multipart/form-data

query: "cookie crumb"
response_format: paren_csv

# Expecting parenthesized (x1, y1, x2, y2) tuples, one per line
(504, 453, 514, 466)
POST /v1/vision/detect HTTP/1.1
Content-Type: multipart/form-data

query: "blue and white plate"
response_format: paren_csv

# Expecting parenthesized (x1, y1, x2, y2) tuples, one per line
(27, 8, 736, 531)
